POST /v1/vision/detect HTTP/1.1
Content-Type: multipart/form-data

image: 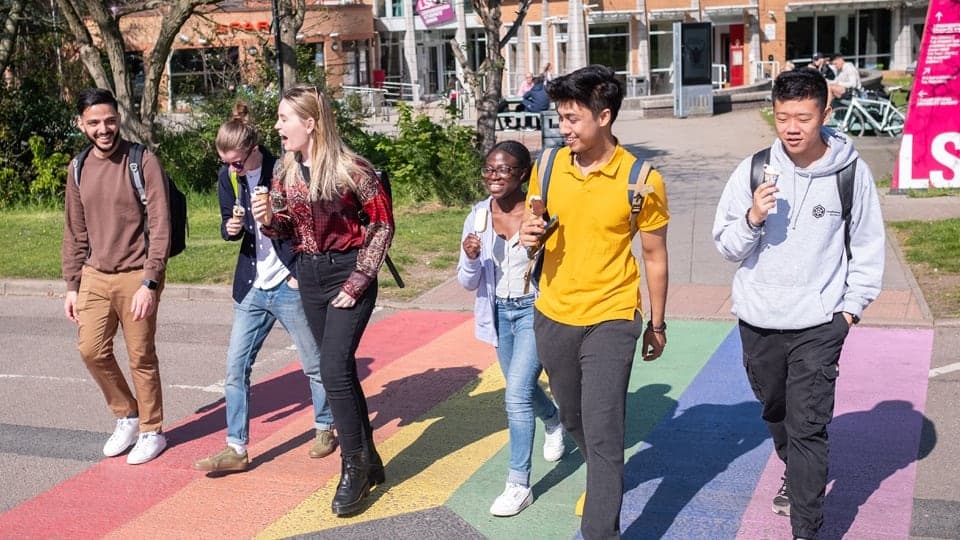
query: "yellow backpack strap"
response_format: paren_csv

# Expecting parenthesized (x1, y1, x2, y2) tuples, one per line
(628, 159, 653, 238)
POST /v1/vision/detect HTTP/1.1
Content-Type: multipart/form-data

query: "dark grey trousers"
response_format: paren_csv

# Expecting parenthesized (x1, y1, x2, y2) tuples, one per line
(739, 312, 850, 539)
(534, 309, 642, 540)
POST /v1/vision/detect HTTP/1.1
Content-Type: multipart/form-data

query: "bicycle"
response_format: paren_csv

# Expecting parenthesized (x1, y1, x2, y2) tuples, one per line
(828, 90, 906, 137)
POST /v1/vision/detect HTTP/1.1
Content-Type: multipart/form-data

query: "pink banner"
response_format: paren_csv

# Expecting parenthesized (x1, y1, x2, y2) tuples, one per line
(894, 0, 960, 190)
(416, 0, 456, 27)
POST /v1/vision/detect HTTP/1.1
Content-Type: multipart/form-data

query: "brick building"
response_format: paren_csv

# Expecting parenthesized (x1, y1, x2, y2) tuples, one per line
(375, 0, 926, 96)
(118, 0, 375, 111)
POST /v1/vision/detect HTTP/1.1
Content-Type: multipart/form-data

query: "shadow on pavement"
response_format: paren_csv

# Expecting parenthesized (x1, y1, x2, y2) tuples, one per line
(167, 369, 315, 449)
(823, 399, 936, 539)
(621, 399, 766, 539)
(362, 366, 506, 504)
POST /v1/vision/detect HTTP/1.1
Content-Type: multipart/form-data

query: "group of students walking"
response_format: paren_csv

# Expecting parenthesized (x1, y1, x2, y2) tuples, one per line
(61, 63, 882, 540)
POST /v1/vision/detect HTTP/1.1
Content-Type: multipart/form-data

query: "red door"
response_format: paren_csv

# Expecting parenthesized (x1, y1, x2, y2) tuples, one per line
(729, 24, 745, 86)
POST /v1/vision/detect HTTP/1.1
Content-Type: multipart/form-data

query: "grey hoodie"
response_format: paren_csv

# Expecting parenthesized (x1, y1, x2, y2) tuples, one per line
(712, 128, 884, 330)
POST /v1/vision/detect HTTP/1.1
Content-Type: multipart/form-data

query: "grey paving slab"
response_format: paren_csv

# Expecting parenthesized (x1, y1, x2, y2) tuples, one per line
(288, 506, 485, 540)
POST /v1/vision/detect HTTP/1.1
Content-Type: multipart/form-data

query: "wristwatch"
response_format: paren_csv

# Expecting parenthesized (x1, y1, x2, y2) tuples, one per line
(142, 279, 159, 291)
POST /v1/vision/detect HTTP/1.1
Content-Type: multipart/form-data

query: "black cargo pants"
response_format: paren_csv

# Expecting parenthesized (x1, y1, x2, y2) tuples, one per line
(739, 312, 850, 539)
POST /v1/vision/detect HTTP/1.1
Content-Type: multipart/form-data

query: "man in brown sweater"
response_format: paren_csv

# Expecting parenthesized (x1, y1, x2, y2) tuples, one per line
(61, 88, 172, 465)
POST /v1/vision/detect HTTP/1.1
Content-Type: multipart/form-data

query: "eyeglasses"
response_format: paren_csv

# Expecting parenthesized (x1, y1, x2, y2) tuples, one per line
(481, 165, 521, 176)
(223, 147, 254, 170)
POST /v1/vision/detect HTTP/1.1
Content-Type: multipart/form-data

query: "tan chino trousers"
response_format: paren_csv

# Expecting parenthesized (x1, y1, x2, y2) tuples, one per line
(76, 266, 164, 432)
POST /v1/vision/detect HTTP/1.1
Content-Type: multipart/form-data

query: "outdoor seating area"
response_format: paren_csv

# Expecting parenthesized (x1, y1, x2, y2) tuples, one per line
(496, 111, 542, 131)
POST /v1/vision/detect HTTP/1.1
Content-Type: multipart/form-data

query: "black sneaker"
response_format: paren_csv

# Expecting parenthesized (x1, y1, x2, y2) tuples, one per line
(772, 476, 790, 516)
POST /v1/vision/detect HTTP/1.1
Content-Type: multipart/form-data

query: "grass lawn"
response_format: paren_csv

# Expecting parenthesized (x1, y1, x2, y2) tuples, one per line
(2, 194, 468, 301)
(890, 218, 960, 318)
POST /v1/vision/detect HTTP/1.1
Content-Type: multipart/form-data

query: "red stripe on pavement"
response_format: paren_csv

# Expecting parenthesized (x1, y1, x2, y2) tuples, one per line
(0, 310, 472, 539)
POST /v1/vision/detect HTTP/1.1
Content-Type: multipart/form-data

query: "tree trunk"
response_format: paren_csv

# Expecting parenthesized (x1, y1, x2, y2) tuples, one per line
(0, 0, 24, 85)
(278, 0, 305, 89)
(55, 0, 221, 147)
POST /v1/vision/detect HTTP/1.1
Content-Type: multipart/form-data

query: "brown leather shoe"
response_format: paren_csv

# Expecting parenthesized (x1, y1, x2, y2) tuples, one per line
(193, 446, 248, 472)
(309, 429, 338, 458)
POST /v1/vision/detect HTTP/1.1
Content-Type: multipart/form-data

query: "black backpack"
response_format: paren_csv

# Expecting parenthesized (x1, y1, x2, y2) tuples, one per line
(73, 142, 188, 257)
(749, 147, 856, 260)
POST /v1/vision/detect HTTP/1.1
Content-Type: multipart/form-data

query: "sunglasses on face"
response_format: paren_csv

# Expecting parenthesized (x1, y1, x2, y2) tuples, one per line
(223, 147, 254, 170)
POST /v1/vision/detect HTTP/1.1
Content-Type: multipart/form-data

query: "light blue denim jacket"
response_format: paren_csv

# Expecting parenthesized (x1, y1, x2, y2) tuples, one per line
(457, 197, 538, 347)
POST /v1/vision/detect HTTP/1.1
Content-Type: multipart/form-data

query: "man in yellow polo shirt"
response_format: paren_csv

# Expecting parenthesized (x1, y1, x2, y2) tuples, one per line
(520, 65, 670, 539)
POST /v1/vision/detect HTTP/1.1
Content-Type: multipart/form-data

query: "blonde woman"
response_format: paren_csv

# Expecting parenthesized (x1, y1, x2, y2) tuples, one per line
(252, 85, 394, 516)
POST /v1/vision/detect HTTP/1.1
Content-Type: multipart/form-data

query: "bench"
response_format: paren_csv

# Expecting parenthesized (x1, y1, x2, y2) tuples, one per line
(496, 111, 542, 131)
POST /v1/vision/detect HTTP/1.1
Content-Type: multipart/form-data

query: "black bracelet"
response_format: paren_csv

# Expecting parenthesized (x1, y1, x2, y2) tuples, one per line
(646, 320, 667, 333)
(745, 208, 764, 231)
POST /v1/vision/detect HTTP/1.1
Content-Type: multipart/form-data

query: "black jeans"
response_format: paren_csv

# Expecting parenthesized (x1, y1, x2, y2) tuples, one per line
(534, 309, 642, 540)
(297, 250, 377, 459)
(739, 313, 850, 539)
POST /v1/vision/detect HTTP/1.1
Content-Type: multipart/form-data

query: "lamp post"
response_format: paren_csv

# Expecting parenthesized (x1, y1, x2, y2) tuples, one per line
(271, 0, 284, 92)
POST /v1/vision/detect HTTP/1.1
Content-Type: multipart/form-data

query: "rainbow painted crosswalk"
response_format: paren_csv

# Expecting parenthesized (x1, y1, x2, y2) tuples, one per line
(0, 312, 933, 539)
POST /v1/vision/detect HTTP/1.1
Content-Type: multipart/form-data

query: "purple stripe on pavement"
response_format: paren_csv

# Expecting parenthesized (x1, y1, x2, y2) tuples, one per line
(737, 327, 934, 540)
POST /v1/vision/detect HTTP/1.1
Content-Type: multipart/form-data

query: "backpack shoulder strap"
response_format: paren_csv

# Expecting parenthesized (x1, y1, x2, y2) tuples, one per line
(750, 147, 771, 193)
(535, 146, 559, 208)
(72, 145, 93, 187)
(627, 158, 653, 238)
(837, 158, 857, 261)
(128, 142, 148, 206)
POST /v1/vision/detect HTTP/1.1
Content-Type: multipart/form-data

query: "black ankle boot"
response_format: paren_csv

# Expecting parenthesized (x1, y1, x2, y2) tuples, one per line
(331, 453, 370, 516)
(367, 443, 385, 486)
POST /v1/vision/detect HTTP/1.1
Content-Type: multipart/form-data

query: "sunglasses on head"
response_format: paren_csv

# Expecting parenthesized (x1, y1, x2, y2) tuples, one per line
(223, 146, 254, 170)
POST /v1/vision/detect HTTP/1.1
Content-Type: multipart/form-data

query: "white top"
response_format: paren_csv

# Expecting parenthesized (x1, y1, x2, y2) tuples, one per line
(492, 231, 530, 299)
(247, 168, 290, 290)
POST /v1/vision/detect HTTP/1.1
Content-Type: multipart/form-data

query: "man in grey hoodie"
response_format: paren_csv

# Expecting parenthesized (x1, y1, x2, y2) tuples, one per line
(712, 68, 884, 539)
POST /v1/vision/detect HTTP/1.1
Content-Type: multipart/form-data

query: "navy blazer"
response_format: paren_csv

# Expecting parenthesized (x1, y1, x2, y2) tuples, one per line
(217, 147, 295, 303)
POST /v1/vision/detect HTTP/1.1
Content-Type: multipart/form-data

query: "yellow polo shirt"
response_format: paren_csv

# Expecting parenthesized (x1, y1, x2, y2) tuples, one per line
(530, 145, 669, 326)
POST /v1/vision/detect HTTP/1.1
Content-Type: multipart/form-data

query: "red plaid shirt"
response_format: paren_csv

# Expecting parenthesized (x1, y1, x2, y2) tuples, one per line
(262, 159, 394, 299)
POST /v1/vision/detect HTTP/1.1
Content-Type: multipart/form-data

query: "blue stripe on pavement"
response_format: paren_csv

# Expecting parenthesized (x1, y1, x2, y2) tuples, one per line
(619, 328, 774, 539)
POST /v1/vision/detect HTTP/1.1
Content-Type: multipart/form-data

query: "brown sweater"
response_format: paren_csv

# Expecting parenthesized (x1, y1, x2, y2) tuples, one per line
(62, 140, 171, 292)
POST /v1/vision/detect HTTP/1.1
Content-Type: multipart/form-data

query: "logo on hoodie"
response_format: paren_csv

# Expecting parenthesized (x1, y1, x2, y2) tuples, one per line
(812, 205, 826, 218)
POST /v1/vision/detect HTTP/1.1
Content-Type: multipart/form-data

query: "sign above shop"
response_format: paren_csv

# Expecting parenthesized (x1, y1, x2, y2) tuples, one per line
(215, 21, 271, 34)
(416, 0, 455, 27)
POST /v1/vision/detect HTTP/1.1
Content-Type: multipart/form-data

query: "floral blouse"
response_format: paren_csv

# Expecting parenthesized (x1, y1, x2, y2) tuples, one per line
(262, 158, 395, 299)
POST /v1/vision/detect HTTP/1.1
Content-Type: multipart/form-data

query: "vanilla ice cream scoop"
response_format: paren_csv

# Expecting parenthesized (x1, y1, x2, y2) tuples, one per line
(474, 207, 488, 233)
(762, 164, 780, 183)
(762, 164, 781, 214)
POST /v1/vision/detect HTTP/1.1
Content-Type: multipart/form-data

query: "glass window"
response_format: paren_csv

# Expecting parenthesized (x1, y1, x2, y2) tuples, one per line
(858, 9, 891, 68)
(169, 47, 240, 100)
(589, 24, 628, 76)
(786, 16, 814, 60)
(391, 0, 403, 17)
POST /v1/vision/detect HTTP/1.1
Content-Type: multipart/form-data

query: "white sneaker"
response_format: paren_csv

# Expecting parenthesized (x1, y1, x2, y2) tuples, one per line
(489, 482, 533, 516)
(543, 422, 566, 462)
(126, 432, 167, 465)
(103, 417, 139, 457)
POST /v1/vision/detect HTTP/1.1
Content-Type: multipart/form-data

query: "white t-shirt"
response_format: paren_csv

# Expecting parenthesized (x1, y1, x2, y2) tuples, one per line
(492, 231, 530, 299)
(246, 168, 290, 290)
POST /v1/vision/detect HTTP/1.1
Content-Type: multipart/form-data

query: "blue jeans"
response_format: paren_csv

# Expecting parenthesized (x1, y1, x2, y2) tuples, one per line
(496, 295, 559, 486)
(225, 279, 333, 446)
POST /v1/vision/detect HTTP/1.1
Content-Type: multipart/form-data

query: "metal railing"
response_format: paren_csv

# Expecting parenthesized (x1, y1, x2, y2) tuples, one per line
(380, 81, 421, 104)
(712, 63, 728, 89)
(752, 60, 781, 82)
(340, 85, 388, 119)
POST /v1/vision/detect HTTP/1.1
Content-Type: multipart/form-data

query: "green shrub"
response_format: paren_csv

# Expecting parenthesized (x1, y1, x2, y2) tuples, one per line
(28, 136, 70, 204)
(376, 103, 483, 206)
